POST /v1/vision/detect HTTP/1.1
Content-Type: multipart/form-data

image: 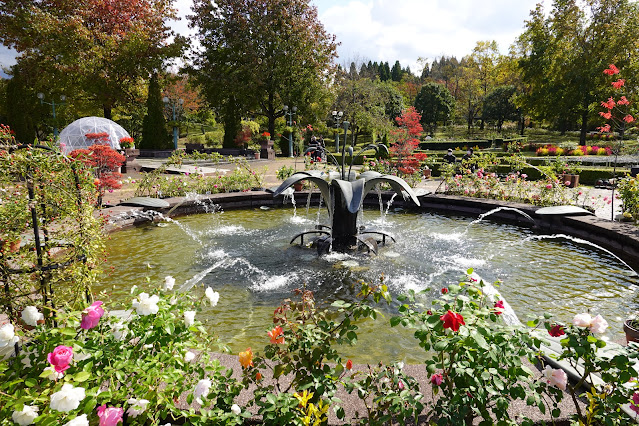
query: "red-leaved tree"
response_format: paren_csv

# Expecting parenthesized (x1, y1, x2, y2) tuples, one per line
(69, 143, 125, 206)
(390, 107, 423, 175)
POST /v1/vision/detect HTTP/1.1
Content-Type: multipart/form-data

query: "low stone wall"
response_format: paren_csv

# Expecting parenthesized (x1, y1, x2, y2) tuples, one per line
(102, 191, 639, 267)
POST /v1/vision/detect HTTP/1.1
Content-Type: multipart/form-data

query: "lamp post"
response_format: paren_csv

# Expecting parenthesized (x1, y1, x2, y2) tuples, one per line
(283, 105, 297, 157)
(163, 96, 184, 150)
(332, 110, 344, 152)
(38, 93, 66, 139)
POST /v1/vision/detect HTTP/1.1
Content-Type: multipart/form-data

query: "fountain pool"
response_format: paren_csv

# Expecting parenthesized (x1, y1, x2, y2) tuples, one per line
(101, 206, 639, 364)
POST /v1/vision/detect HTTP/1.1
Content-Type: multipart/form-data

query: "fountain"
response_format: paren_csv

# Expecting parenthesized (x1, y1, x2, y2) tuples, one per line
(272, 142, 421, 254)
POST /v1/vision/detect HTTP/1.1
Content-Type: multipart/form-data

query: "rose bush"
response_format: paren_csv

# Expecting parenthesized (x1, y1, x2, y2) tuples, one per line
(0, 280, 243, 425)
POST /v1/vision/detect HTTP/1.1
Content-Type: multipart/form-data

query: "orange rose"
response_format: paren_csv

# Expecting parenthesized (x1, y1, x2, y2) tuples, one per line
(239, 347, 253, 368)
(267, 326, 284, 344)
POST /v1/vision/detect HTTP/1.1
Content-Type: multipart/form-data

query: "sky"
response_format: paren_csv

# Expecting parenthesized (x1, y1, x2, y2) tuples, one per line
(0, 0, 549, 77)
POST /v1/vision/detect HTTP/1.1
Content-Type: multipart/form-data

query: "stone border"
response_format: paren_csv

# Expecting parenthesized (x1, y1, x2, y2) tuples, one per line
(102, 190, 639, 267)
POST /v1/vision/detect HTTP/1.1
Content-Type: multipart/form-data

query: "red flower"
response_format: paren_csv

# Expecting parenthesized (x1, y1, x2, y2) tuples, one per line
(548, 324, 565, 337)
(255, 372, 262, 381)
(430, 373, 443, 386)
(601, 97, 616, 110)
(603, 64, 620, 75)
(441, 288, 448, 295)
(612, 79, 626, 89)
(618, 96, 630, 106)
(599, 111, 612, 120)
(346, 359, 353, 370)
(427, 310, 433, 315)
(624, 115, 635, 123)
(440, 310, 465, 332)
(597, 124, 611, 133)
(494, 300, 505, 315)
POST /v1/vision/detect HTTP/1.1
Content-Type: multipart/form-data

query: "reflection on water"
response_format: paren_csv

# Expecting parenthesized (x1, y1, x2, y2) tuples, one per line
(101, 207, 639, 364)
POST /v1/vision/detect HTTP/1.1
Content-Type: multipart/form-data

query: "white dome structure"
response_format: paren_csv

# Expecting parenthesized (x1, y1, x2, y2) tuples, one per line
(58, 117, 130, 154)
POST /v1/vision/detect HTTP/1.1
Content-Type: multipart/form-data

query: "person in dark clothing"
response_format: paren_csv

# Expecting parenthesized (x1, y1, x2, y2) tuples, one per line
(462, 148, 475, 171)
(443, 148, 456, 164)
(462, 148, 473, 161)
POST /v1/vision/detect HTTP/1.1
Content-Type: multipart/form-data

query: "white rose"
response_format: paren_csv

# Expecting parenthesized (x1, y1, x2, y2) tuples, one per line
(126, 397, 150, 417)
(184, 311, 196, 327)
(43, 366, 64, 381)
(111, 323, 127, 341)
(185, 351, 196, 363)
(12, 405, 39, 425)
(132, 293, 160, 316)
(63, 414, 89, 426)
(50, 384, 86, 412)
(21, 306, 44, 327)
(163, 276, 175, 291)
(205, 288, 219, 307)
(231, 404, 241, 415)
(590, 315, 608, 334)
(130, 285, 138, 294)
(573, 313, 592, 328)
(193, 378, 211, 404)
(0, 323, 19, 348)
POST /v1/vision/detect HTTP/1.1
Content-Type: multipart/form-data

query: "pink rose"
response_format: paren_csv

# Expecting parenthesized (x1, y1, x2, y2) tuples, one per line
(97, 405, 124, 426)
(590, 314, 608, 334)
(631, 392, 639, 415)
(81, 301, 105, 330)
(542, 366, 567, 390)
(47, 345, 73, 373)
(545, 184, 552, 189)
(430, 373, 443, 386)
(494, 300, 505, 315)
(573, 313, 608, 334)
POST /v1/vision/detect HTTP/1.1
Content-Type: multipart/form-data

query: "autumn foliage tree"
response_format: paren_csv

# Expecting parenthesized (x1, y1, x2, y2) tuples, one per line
(0, 0, 185, 119)
(69, 140, 125, 206)
(390, 107, 423, 175)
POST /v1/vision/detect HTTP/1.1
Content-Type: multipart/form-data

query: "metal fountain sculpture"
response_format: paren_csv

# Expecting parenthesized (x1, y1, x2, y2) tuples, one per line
(273, 119, 421, 254)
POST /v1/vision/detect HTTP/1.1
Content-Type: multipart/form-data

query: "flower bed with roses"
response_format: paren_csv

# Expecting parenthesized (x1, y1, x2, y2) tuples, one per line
(1, 277, 244, 426)
(4, 271, 639, 424)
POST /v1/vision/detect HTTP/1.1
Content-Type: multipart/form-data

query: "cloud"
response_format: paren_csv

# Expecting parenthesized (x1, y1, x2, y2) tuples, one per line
(316, 0, 547, 73)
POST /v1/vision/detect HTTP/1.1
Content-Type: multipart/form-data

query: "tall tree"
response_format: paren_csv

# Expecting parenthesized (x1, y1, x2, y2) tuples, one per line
(4, 67, 37, 143)
(391, 60, 403, 82)
(517, 0, 639, 142)
(483, 85, 519, 132)
(141, 74, 171, 150)
(189, 0, 338, 144)
(0, 0, 185, 119)
(414, 82, 455, 136)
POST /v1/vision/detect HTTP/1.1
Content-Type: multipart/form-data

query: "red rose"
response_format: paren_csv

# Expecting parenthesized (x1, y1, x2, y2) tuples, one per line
(346, 359, 353, 370)
(441, 288, 448, 294)
(549, 324, 565, 337)
(440, 310, 465, 332)
(430, 373, 443, 386)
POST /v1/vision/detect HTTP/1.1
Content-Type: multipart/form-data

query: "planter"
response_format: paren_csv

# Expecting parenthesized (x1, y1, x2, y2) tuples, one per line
(624, 320, 639, 344)
(293, 182, 304, 191)
(560, 174, 579, 188)
(423, 169, 431, 179)
(254, 152, 261, 159)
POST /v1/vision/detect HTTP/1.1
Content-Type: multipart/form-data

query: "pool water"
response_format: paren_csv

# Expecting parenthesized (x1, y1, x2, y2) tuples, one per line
(101, 206, 639, 364)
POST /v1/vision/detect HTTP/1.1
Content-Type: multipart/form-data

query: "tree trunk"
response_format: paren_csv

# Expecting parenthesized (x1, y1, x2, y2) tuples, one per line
(579, 109, 588, 145)
(103, 105, 112, 120)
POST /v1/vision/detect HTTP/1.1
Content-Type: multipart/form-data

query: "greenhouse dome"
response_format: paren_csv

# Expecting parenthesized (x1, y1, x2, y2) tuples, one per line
(58, 117, 130, 154)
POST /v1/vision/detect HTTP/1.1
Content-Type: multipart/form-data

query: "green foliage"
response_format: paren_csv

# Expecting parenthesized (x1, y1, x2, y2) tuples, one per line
(276, 165, 295, 180)
(618, 176, 639, 223)
(0, 141, 104, 318)
(414, 82, 455, 136)
(135, 152, 265, 197)
(4, 68, 37, 144)
(483, 85, 519, 132)
(0, 283, 243, 425)
(141, 74, 172, 150)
